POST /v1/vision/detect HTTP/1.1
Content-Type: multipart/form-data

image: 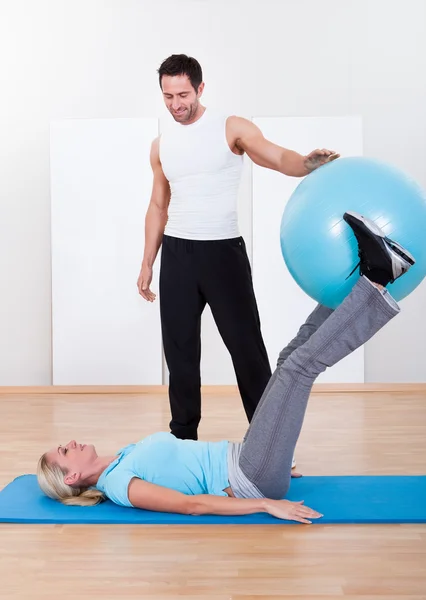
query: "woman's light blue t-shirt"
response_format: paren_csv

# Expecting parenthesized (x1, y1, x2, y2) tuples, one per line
(96, 432, 230, 507)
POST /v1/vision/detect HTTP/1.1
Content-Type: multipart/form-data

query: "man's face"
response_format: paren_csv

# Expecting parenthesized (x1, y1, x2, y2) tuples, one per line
(161, 74, 204, 124)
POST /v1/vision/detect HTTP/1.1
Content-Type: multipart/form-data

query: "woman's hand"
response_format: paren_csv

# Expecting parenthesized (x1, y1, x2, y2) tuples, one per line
(264, 499, 323, 523)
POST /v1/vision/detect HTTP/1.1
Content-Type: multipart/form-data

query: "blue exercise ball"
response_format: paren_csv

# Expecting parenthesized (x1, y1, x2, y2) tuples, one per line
(280, 156, 426, 308)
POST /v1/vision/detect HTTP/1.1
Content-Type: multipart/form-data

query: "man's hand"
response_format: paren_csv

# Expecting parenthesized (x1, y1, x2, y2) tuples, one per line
(137, 265, 156, 302)
(304, 149, 340, 173)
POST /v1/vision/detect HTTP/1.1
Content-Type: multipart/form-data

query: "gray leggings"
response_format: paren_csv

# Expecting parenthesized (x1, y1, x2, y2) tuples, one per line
(237, 277, 400, 500)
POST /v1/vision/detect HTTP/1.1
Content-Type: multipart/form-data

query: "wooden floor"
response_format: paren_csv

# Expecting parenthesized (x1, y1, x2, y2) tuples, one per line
(1, 390, 426, 599)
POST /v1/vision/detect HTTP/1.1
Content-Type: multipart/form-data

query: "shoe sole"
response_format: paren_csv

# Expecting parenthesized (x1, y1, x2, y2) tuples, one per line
(384, 241, 415, 281)
(343, 210, 415, 281)
(385, 238, 415, 266)
(344, 210, 385, 238)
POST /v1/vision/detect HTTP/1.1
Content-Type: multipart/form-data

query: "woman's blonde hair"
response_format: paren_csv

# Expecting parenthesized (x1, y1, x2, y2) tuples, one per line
(37, 453, 105, 507)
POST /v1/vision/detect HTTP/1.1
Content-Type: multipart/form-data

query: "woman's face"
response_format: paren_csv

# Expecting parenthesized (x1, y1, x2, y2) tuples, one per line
(45, 440, 98, 486)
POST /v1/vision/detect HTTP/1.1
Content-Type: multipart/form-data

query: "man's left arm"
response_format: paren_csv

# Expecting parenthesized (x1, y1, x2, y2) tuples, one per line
(228, 116, 339, 177)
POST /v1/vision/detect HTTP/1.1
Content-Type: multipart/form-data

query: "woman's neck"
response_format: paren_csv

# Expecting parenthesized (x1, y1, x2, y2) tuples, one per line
(84, 455, 117, 487)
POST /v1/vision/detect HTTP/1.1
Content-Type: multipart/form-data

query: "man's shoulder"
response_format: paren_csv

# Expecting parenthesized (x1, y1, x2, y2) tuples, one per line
(226, 115, 251, 128)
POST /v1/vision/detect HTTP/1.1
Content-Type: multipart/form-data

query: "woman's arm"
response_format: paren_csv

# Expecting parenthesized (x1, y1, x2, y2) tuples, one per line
(127, 478, 322, 523)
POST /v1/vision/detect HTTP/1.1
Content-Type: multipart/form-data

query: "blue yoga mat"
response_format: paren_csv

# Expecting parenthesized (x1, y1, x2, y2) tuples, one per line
(0, 475, 426, 525)
(1, 474, 425, 524)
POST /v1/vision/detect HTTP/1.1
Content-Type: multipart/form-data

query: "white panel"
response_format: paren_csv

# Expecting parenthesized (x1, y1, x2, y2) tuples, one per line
(51, 118, 162, 384)
(253, 117, 364, 383)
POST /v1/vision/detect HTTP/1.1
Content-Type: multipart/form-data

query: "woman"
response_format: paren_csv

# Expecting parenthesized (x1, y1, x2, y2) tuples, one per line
(37, 211, 415, 523)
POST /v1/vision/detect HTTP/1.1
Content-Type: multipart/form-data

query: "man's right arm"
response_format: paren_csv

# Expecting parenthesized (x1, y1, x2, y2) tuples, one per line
(137, 137, 171, 301)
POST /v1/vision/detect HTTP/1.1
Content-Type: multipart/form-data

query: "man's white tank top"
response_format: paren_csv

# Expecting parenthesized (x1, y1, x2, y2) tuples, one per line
(159, 109, 243, 240)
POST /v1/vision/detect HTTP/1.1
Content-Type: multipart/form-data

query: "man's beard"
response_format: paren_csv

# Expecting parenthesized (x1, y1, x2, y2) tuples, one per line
(171, 101, 198, 123)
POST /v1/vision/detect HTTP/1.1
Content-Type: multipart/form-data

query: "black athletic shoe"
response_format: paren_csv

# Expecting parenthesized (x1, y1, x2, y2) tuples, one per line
(343, 210, 415, 286)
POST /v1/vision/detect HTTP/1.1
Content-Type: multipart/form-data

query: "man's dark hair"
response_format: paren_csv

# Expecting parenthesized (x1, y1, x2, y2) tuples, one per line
(158, 54, 203, 92)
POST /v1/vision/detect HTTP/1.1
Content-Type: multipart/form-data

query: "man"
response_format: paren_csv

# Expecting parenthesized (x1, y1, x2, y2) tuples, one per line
(137, 54, 339, 442)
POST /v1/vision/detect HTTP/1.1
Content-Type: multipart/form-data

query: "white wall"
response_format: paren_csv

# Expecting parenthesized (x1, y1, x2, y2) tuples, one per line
(0, 1, 51, 385)
(1, 0, 426, 385)
(50, 118, 163, 385)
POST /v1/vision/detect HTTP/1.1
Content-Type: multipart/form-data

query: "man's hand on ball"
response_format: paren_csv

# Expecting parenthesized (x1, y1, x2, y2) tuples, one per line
(304, 149, 340, 173)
